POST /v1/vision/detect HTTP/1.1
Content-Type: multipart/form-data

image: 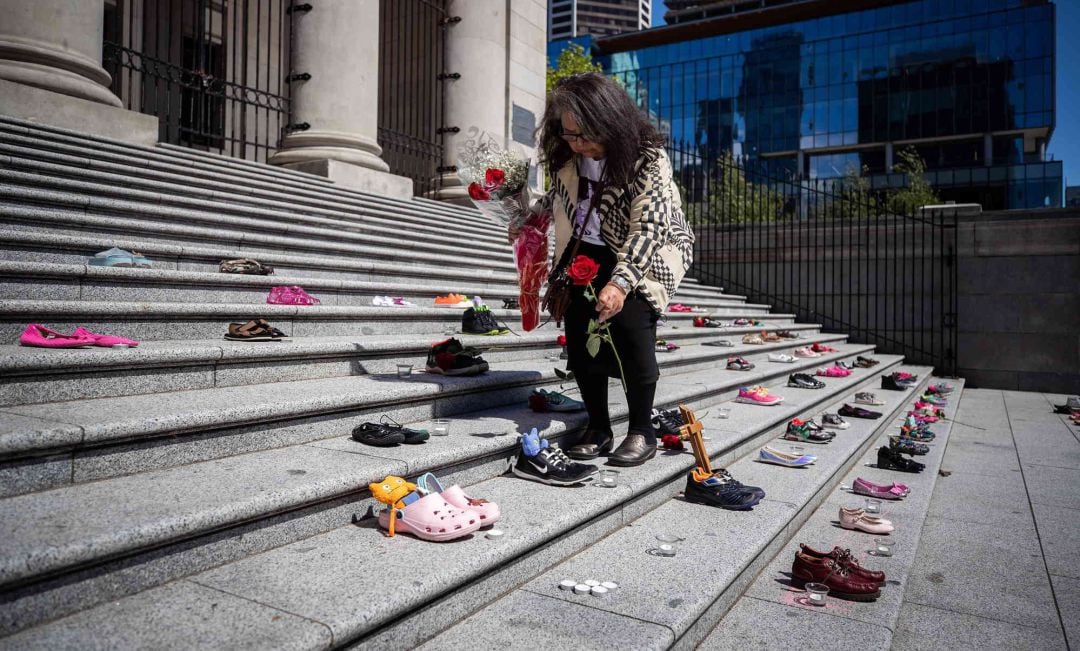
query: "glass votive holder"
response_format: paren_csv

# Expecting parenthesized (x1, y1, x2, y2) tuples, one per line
(873, 538, 896, 557)
(864, 498, 883, 516)
(546, 350, 562, 362)
(396, 363, 413, 378)
(431, 419, 451, 436)
(655, 533, 680, 557)
(787, 444, 806, 456)
(442, 323, 456, 336)
(804, 582, 829, 606)
(599, 469, 619, 488)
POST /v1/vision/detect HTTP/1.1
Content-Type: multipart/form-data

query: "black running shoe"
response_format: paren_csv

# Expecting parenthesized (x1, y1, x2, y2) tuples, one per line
(788, 373, 825, 389)
(502, 298, 520, 310)
(876, 446, 924, 472)
(512, 446, 597, 485)
(425, 337, 489, 376)
(461, 305, 509, 335)
(351, 420, 429, 446)
(881, 374, 911, 391)
(651, 407, 687, 437)
(684, 469, 764, 510)
(839, 403, 882, 419)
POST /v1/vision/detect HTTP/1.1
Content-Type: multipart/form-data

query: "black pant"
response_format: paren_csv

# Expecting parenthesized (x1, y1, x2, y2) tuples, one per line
(563, 241, 659, 440)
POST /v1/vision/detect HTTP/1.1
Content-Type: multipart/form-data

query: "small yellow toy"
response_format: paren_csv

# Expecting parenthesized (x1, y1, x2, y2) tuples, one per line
(369, 475, 417, 537)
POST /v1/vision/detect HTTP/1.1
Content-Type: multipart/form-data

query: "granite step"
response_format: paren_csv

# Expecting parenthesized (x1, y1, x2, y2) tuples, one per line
(0, 117, 496, 232)
(0, 261, 761, 311)
(0, 353, 902, 640)
(0, 335, 857, 496)
(0, 229, 739, 301)
(0, 299, 791, 342)
(0, 183, 516, 268)
(419, 368, 940, 651)
(0, 150, 507, 247)
(0, 324, 830, 408)
(701, 378, 965, 650)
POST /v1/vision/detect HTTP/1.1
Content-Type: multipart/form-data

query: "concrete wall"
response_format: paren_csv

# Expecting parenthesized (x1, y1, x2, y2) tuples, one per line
(690, 208, 1080, 393)
(955, 208, 1080, 393)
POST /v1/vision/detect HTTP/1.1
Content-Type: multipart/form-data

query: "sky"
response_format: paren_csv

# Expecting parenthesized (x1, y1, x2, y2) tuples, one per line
(652, 0, 1078, 188)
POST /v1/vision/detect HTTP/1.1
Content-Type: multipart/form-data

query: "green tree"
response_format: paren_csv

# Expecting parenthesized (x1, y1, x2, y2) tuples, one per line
(546, 43, 604, 94)
(887, 146, 940, 214)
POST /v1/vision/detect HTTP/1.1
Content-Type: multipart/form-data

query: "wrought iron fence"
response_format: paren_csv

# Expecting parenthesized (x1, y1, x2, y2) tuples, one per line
(103, 0, 292, 163)
(669, 140, 958, 376)
(377, 0, 449, 197)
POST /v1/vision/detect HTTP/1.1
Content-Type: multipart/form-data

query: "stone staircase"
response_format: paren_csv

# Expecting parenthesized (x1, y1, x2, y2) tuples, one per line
(0, 116, 964, 649)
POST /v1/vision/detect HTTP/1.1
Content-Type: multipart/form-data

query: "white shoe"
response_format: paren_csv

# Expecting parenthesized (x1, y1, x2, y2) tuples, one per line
(768, 353, 795, 363)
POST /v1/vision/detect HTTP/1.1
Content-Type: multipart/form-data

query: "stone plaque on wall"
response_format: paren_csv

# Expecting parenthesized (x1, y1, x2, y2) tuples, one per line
(512, 103, 536, 146)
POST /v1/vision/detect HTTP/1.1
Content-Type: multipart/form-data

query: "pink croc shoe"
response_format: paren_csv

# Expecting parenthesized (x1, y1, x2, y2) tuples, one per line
(18, 324, 94, 348)
(72, 327, 140, 347)
(267, 285, 321, 306)
(376, 492, 482, 542)
(816, 366, 851, 378)
(416, 472, 500, 528)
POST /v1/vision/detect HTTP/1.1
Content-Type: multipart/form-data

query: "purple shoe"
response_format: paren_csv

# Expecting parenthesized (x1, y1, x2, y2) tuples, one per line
(853, 477, 906, 500)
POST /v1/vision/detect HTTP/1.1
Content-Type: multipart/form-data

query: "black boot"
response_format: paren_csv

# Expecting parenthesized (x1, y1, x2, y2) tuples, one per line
(607, 433, 657, 467)
(565, 429, 614, 460)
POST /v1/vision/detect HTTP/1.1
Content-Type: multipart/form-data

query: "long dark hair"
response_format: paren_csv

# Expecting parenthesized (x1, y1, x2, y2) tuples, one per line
(537, 72, 665, 186)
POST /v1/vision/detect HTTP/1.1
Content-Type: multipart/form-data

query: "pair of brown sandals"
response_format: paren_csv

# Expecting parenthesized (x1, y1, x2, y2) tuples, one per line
(224, 319, 287, 341)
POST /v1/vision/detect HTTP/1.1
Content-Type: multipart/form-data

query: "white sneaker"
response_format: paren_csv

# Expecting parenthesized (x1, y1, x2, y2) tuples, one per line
(768, 353, 795, 363)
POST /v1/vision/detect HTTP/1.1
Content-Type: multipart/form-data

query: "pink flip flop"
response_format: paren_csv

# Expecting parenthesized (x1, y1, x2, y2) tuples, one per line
(72, 327, 140, 347)
(18, 324, 94, 348)
(377, 492, 482, 542)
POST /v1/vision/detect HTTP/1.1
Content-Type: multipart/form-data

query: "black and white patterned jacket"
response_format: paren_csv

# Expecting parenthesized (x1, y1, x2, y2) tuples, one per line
(541, 147, 695, 313)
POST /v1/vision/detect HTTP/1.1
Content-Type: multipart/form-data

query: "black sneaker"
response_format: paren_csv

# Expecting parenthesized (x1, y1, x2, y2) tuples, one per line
(857, 355, 880, 367)
(788, 373, 825, 389)
(651, 407, 687, 437)
(512, 446, 597, 485)
(425, 338, 489, 376)
(838, 403, 882, 419)
(461, 305, 509, 335)
(876, 446, 924, 473)
(881, 374, 912, 391)
(502, 298, 520, 310)
(351, 420, 429, 446)
(684, 468, 764, 510)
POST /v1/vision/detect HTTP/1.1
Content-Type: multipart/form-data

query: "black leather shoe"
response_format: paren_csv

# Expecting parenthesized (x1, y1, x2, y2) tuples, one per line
(607, 433, 657, 467)
(565, 429, 614, 460)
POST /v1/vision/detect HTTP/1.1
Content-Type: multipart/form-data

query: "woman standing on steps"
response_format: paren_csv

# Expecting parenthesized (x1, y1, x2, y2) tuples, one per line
(511, 72, 695, 467)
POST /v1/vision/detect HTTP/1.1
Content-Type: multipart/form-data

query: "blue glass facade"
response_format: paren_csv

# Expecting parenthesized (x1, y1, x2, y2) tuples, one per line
(572, 0, 1060, 209)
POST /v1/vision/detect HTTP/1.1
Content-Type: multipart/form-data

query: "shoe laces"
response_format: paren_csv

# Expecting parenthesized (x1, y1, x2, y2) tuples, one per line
(544, 447, 572, 469)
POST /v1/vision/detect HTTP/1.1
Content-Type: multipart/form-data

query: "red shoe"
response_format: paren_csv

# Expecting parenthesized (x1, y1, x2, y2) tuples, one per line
(811, 342, 838, 353)
(798, 544, 885, 585)
(669, 304, 693, 313)
(791, 552, 881, 601)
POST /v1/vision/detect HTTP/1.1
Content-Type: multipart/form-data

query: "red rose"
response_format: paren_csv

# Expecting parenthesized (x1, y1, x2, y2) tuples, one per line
(468, 182, 490, 201)
(556, 335, 567, 346)
(567, 255, 600, 286)
(484, 168, 506, 190)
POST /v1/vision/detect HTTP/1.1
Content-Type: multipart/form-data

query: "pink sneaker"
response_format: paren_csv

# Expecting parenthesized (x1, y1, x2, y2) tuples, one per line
(668, 304, 693, 313)
(736, 386, 784, 406)
(816, 366, 851, 378)
(72, 327, 140, 347)
(267, 285, 321, 306)
(794, 346, 820, 358)
(18, 324, 94, 348)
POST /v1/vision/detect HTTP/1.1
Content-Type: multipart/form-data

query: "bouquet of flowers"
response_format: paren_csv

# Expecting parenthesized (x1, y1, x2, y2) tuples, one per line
(459, 136, 549, 332)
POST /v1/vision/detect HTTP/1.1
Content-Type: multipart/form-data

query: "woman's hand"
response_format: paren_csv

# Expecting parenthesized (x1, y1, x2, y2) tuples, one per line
(596, 283, 626, 322)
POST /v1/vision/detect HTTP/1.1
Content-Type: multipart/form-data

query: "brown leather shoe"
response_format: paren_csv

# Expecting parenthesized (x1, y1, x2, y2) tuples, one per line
(565, 429, 614, 461)
(798, 544, 885, 585)
(790, 552, 881, 601)
(607, 433, 657, 467)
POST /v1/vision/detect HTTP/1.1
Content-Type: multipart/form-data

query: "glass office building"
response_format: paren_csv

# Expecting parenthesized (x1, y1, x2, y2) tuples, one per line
(563, 0, 1059, 209)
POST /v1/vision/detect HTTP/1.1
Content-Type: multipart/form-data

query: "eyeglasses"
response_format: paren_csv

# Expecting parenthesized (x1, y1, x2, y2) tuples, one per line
(560, 130, 591, 144)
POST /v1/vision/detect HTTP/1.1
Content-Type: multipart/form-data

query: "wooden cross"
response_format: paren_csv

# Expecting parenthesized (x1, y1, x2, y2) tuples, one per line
(678, 404, 713, 476)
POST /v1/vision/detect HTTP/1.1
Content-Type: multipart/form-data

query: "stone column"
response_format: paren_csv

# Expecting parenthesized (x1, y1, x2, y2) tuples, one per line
(435, 0, 511, 203)
(271, 0, 411, 198)
(0, 0, 120, 106)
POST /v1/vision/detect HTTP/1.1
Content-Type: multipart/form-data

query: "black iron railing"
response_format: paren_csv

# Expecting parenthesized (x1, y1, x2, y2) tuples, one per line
(103, 0, 292, 163)
(377, 0, 448, 197)
(669, 140, 958, 376)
